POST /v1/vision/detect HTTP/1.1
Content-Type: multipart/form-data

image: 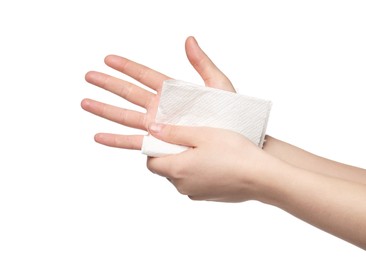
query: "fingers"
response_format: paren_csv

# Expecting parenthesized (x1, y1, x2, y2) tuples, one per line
(185, 36, 236, 92)
(104, 55, 171, 91)
(146, 156, 177, 178)
(148, 123, 209, 147)
(94, 133, 143, 150)
(81, 99, 147, 130)
(85, 71, 155, 108)
(146, 123, 198, 178)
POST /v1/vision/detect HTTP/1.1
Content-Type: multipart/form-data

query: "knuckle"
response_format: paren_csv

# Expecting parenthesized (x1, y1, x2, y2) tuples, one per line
(164, 125, 178, 141)
(113, 135, 121, 147)
(188, 195, 200, 201)
(136, 67, 148, 82)
(118, 57, 130, 72)
(169, 161, 185, 179)
(118, 109, 127, 124)
(146, 159, 157, 173)
(137, 114, 146, 129)
(99, 103, 107, 117)
(175, 182, 189, 196)
(144, 95, 154, 110)
(114, 135, 132, 149)
(102, 74, 111, 89)
(119, 81, 133, 99)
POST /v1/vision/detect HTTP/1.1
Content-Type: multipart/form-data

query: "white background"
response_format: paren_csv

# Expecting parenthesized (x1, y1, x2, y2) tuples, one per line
(0, 0, 365, 259)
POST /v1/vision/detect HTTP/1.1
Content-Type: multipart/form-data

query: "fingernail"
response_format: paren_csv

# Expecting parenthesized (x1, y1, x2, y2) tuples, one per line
(189, 36, 198, 45)
(81, 99, 90, 108)
(149, 123, 163, 133)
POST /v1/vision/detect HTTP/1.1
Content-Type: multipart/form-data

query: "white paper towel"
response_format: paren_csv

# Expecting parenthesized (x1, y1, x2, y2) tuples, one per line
(141, 80, 272, 157)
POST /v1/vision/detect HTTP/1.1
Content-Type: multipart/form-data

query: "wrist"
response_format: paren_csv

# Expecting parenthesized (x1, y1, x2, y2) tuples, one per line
(248, 153, 295, 205)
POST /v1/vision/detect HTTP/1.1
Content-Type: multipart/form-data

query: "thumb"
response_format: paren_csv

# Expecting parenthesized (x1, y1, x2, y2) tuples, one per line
(185, 36, 236, 92)
(148, 123, 206, 147)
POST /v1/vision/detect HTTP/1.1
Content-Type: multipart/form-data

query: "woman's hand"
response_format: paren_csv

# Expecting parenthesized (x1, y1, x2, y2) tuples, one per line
(81, 36, 366, 249)
(146, 123, 281, 202)
(81, 36, 235, 150)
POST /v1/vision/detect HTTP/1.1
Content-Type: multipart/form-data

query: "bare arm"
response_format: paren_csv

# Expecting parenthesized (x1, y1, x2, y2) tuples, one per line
(82, 37, 366, 186)
(82, 36, 366, 249)
(264, 136, 366, 184)
(146, 123, 366, 250)
(262, 162, 366, 249)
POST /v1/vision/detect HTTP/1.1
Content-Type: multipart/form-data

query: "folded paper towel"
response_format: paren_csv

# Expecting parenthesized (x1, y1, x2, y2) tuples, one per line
(141, 80, 272, 157)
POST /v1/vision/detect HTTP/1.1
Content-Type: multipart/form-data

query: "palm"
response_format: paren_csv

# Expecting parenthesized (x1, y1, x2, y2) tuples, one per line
(81, 36, 235, 150)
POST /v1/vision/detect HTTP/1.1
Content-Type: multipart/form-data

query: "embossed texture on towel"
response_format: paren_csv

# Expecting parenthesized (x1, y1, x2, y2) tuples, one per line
(141, 79, 272, 157)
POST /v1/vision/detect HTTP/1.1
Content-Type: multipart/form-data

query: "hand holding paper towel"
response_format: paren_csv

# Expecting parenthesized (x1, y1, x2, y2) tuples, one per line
(142, 80, 271, 157)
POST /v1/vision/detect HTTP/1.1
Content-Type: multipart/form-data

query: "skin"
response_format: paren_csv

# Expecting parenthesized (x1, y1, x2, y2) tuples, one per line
(81, 36, 366, 249)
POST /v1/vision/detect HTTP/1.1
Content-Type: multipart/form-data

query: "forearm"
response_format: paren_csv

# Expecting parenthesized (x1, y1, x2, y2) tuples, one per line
(258, 162, 366, 249)
(263, 135, 366, 184)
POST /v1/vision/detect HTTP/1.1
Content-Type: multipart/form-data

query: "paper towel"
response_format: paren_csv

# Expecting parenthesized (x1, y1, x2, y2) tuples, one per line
(141, 79, 272, 157)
